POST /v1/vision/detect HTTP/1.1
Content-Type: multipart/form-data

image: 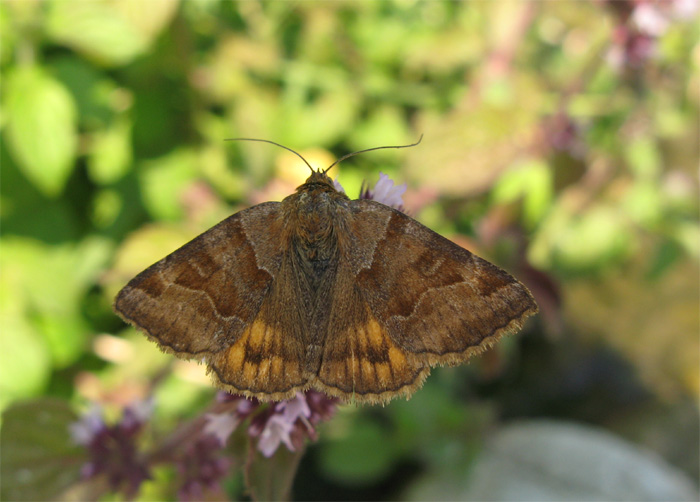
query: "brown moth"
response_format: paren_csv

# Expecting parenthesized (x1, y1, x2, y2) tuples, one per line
(114, 139, 538, 404)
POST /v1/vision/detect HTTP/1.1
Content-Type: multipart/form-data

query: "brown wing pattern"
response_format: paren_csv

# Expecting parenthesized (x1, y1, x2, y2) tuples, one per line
(115, 202, 311, 399)
(313, 269, 428, 403)
(315, 201, 537, 403)
(207, 256, 313, 400)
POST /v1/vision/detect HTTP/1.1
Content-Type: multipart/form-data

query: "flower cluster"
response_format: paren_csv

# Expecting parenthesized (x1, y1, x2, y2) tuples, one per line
(69, 399, 153, 498)
(604, 0, 698, 70)
(176, 434, 231, 501)
(208, 390, 339, 458)
(70, 391, 339, 499)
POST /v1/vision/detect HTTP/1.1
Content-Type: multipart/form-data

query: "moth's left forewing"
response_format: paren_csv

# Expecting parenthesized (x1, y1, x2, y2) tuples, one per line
(114, 203, 284, 359)
(115, 202, 313, 401)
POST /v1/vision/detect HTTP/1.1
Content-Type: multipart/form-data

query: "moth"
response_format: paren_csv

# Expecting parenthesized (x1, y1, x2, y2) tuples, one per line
(114, 139, 538, 404)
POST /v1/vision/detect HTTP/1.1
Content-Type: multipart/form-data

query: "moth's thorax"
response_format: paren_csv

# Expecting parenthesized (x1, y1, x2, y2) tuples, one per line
(281, 171, 350, 260)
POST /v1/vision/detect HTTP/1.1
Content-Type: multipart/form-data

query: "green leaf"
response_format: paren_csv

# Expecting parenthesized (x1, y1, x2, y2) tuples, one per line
(3, 66, 78, 196)
(388, 377, 489, 466)
(622, 179, 663, 228)
(51, 56, 114, 125)
(45, 0, 177, 66)
(91, 188, 123, 229)
(625, 137, 661, 179)
(0, 3, 16, 67)
(0, 142, 81, 243)
(46, 0, 147, 65)
(529, 203, 633, 273)
(281, 85, 359, 148)
(0, 306, 51, 410)
(0, 399, 86, 502)
(492, 159, 553, 229)
(138, 149, 198, 221)
(0, 237, 113, 368)
(87, 117, 133, 185)
(115, 0, 180, 41)
(347, 105, 412, 155)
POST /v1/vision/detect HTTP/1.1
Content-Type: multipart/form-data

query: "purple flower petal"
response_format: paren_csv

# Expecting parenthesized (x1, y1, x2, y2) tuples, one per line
(204, 412, 239, 446)
(371, 172, 407, 209)
(257, 414, 295, 457)
(277, 392, 311, 423)
(236, 398, 259, 418)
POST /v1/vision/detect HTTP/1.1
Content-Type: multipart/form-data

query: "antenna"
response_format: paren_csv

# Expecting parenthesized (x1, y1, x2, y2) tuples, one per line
(324, 135, 423, 173)
(226, 135, 424, 175)
(225, 137, 314, 173)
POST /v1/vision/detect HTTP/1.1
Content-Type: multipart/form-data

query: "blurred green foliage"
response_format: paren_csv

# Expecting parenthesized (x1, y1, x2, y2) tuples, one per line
(1, 0, 698, 500)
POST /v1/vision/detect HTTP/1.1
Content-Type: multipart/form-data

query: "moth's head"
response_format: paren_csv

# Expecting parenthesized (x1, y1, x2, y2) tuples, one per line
(303, 169, 336, 190)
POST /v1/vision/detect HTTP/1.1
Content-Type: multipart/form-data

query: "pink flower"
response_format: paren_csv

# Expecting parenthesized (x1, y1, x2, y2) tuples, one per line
(252, 392, 315, 457)
(335, 172, 407, 211)
(239, 390, 338, 457)
(257, 414, 296, 457)
(278, 392, 311, 423)
(69, 399, 152, 498)
(203, 412, 239, 446)
(362, 172, 407, 210)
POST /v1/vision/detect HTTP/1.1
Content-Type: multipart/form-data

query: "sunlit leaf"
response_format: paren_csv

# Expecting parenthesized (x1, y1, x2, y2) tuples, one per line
(492, 159, 553, 230)
(46, 0, 147, 65)
(0, 298, 51, 409)
(46, 0, 176, 66)
(347, 105, 412, 155)
(87, 117, 133, 185)
(91, 188, 123, 229)
(0, 3, 16, 67)
(3, 66, 78, 196)
(625, 137, 661, 178)
(0, 237, 113, 368)
(622, 179, 663, 228)
(529, 201, 634, 273)
(279, 80, 360, 148)
(138, 149, 199, 221)
(115, 0, 179, 41)
(202, 34, 280, 102)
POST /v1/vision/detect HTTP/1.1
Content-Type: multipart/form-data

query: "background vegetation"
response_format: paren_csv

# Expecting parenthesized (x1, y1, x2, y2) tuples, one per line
(1, 0, 698, 500)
